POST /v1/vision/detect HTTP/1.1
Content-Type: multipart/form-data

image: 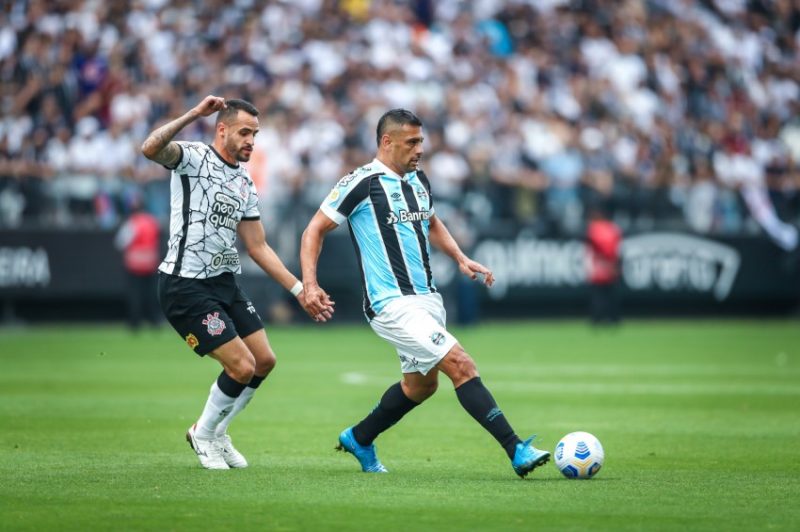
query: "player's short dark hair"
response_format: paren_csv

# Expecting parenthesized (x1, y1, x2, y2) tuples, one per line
(216, 99, 259, 125)
(376, 109, 422, 146)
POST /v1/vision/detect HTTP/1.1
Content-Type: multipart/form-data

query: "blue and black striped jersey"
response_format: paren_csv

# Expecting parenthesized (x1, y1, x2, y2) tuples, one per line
(320, 159, 437, 319)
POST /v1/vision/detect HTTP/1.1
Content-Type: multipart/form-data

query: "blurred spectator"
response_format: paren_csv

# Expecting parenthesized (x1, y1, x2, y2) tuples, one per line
(113, 196, 161, 332)
(0, 0, 797, 250)
(586, 206, 622, 326)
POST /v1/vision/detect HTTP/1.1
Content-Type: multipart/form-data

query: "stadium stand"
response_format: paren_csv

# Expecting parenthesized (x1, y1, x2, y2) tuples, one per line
(0, 0, 798, 244)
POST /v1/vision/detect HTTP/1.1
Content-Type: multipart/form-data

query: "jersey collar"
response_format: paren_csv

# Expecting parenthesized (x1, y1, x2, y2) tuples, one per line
(209, 144, 240, 169)
(373, 158, 410, 181)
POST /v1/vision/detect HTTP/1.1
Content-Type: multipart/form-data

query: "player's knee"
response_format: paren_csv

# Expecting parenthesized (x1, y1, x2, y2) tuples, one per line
(408, 379, 438, 402)
(459, 354, 479, 380)
(402, 377, 438, 403)
(449, 350, 479, 385)
(228, 356, 256, 384)
(255, 351, 276, 376)
(418, 379, 438, 400)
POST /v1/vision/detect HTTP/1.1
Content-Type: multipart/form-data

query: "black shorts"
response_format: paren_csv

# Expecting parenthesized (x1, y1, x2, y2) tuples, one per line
(157, 272, 263, 356)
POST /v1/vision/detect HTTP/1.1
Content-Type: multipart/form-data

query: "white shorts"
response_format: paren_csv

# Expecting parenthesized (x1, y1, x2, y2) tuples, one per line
(369, 293, 458, 375)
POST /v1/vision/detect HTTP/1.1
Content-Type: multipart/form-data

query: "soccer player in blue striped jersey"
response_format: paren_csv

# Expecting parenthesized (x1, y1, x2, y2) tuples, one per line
(300, 109, 550, 477)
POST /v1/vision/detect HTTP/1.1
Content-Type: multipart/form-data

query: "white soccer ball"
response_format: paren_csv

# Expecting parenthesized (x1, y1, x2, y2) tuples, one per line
(554, 431, 605, 479)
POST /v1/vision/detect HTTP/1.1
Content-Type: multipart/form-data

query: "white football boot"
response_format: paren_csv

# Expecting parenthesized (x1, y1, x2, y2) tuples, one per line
(218, 433, 248, 468)
(186, 424, 229, 470)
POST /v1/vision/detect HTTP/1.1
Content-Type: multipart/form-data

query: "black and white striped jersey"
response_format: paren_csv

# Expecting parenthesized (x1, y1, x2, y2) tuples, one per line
(158, 141, 260, 279)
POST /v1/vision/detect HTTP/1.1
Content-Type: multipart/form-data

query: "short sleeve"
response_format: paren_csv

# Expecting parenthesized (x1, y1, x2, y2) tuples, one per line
(170, 141, 205, 173)
(320, 173, 373, 224)
(242, 177, 260, 220)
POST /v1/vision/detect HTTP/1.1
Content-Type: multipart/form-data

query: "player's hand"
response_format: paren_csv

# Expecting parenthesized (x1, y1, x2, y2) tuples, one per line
(299, 282, 335, 322)
(193, 95, 226, 117)
(459, 258, 494, 287)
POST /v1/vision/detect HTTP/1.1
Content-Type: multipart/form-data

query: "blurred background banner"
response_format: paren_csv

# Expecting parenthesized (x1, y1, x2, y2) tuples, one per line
(1, 0, 799, 323)
(2, 227, 796, 322)
(0, 229, 123, 297)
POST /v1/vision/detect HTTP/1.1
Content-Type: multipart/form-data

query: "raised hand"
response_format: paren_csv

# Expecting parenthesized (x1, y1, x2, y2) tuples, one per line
(193, 95, 227, 117)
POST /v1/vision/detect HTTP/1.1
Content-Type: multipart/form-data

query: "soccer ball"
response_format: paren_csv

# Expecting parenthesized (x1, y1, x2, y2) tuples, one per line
(554, 431, 605, 479)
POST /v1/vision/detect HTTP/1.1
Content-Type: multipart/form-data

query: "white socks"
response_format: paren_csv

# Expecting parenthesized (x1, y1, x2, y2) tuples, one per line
(194, 381, 239, 440)
(214, 387, 256, 437)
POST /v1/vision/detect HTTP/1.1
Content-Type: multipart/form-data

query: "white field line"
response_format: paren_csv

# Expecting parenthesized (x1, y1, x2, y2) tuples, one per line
(339, 371, 800, 395)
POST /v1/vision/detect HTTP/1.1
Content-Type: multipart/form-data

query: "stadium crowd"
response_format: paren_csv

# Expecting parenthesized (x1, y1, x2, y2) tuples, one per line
(1, 0, 799, 247)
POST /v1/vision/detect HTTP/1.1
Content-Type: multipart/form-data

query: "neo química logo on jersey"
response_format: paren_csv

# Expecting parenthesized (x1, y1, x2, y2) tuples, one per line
(209, 192, 241, 231)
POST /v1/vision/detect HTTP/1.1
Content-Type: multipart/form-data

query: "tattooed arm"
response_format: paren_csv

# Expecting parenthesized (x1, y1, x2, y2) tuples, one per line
(141, 95, 227, 167)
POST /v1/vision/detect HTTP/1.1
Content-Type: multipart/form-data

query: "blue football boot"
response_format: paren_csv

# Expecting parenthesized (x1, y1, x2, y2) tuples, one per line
(336, 427, 388, 473)
(512, 436, 550, 478)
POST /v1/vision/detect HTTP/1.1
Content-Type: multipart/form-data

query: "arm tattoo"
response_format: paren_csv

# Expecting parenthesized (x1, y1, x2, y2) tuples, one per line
(141, 111, 198, 166)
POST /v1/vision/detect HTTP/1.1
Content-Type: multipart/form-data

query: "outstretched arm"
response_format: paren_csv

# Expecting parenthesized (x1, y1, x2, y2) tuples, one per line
(238, 219, 334, 322)
(141, 95, 226, 167)
(300, 210, 340, 316)
(428, 214, 494, 287)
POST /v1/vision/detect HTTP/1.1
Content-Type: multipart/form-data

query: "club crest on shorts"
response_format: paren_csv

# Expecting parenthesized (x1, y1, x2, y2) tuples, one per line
(430, 331, 445, 346)
(185, 333, 199, 350)
(202, 312, 226, 336)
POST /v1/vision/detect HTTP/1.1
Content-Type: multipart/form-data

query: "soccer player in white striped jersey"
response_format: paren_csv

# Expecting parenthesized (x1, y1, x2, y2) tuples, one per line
(300, 109, 550, 477)
(141, 95, 333, 469)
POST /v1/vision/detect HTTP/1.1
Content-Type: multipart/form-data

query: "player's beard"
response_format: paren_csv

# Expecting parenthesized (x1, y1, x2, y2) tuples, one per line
(228, 140, 252, 162)
(237, 148, 251, 162)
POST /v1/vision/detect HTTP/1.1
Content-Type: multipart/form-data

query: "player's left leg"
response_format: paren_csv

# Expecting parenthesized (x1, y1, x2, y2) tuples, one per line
(208, 328, 275, 468)
(188, 335, 256, 469)
(214, 329, 275, 439)
(437, 345, 550, 478)
(209, 289, 274, 468)
(437, 345, 520, 457)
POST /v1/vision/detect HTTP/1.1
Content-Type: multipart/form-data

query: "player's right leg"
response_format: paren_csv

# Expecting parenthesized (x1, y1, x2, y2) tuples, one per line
(157, 274, 257, 470)
(337, 371, 438, 472)
(336, 296, 455, 473)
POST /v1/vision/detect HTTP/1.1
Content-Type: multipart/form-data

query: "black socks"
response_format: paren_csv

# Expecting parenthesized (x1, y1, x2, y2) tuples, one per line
(247, 374, 266, 389)
(455, 377, 521, 459)
(350, 377, 522, 460)
(217, 370, 248, 398)
(352, 382, 419, 446)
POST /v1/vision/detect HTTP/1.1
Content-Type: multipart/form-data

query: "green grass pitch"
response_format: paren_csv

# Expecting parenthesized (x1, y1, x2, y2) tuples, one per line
(1, 320, 799, 531)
